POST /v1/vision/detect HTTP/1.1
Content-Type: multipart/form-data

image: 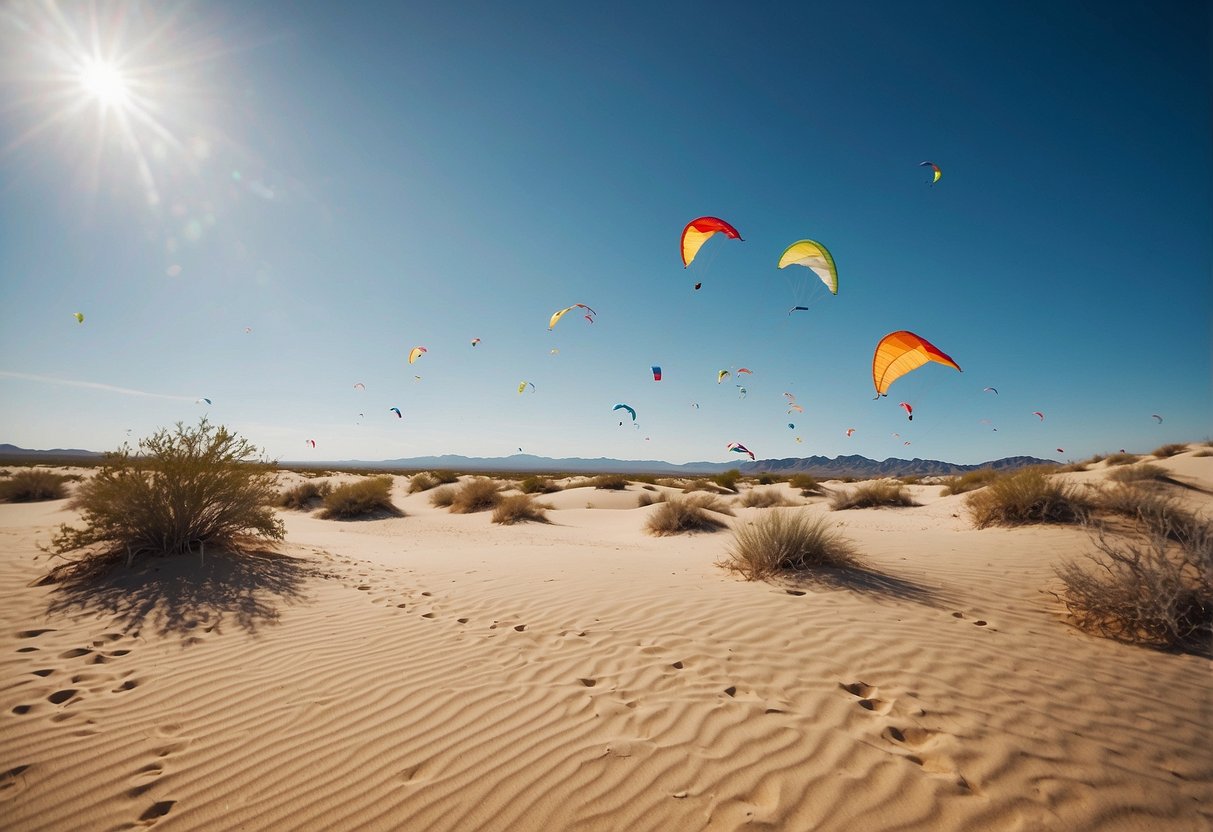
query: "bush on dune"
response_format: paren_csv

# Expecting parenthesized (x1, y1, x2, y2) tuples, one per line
(1103, 452, 1140, 467)
(830, 480, 918, 510)
(518, 475, 561, 494)
(636, 490, 667, 508)
(491, 494, 550, 525)
(645, 497, 728, 536)
(788, 474, 823, 496)
(278, 480, 332, 510)
(429, 485, 457, 508)
(940, 468, 1000, 496)
(966, 467, 1089, 528)
(1107, 464, 1171, 486)
(720, 510, 862, 581)
(712, 469, 743, 493)
(1151, 443, 1188, 459)
(46, 420, 284, 571)
(740, 489, 793, 508)
(589, 474, 629, 491)
(408, 470, 458, 493)
(449, 478, 502, 513)
(0, 469, 72, 502)
(319, 476, 402, 519)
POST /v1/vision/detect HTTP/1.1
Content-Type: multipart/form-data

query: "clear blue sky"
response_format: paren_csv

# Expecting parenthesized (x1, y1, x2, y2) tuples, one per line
(1, 1, 1209, 465)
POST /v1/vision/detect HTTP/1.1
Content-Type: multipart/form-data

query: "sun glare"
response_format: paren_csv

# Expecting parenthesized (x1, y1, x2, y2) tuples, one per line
(78, 58, 129, 107)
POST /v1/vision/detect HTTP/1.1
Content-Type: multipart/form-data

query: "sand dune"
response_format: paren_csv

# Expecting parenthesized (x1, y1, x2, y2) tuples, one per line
(1, 453, 1210, 830)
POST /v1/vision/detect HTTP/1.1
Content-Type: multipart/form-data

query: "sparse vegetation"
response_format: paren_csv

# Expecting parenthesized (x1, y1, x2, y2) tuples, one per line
(408, 470, 458, 493)
(1152, 443, 1188, 459)
(1107, 464, 1170, 486)
(1055, 499, 1211, 653)
(712, 469, 743, 493)
(1103, 452, 1140, 466)
(449, 478, 502, 513)
(940, 468, 1001, 496)
(645, 497, 728, 536)
(756, 473, 779, 485)
(319, 476, 401, 519)
(0, 469, 72, 502)
(830, 480, 918, 510)
(788, 473, 823, 496)
(278, 479, 332, 510)
(589, 474, 629, 490)
(966, 467, 1089, 528)
(740, 488, 793, 508)
(636, 490, 667, 507)
(429, 485, 457, 508)
(491, 494, 550, 525)
(681, 478, 730, 495)
(518, 475, 561, 494)
(46, 420, 284, 569)
(686, 493, 735, 516)
(1194, 450, 1212, 458)
(719, 510, 861, 580)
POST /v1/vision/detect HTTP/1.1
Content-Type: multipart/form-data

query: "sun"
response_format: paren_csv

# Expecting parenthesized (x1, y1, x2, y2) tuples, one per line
(77, 58, 130, 108)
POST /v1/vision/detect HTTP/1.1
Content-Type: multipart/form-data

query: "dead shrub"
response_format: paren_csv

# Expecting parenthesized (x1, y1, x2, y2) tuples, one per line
(1104, 452, 1140, 466)
(589, 474, 629, 490)
(1152, 443, 1188, 459)
(519, 476, 561, 494)
(449, 478, 502, 513)
(491, 494, 550, 525)
(719, 510, 861, 580)
(740, 489, 793, 508)
(429, 486, 457, 508)
(636, 490, 668, 508)
(830, 480, 918, 510)
(645, 498, 727, 536)
(940, 468, 1000, 496)
(788, 474, 823, 496)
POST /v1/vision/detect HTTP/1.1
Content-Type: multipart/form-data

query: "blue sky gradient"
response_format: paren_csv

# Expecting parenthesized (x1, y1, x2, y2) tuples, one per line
(1, 1, 1208, 465)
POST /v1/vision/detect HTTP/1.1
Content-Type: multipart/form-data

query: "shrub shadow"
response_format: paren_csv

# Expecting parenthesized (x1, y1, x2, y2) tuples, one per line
(779, 564, 950, 608)
(42, 549, 325, 639)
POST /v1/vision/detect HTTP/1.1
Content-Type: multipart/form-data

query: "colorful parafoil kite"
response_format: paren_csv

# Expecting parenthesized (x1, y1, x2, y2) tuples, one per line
(651, 366, 662, 381)
(920, 161, 941, 185)
(1032, 411, 1045, 421)
(306, 439, 316, 448)
(548, 303, 596, 330)
(196, 398, 212, 405)
(389, 407, 402, 418)
(717, 370, 730, 384)
(73, 312, 84, 324)
(872, 331, 962, 396)
(471, 338, 481, 347)
(983, 387, 998, 395)
(900, 402, 914, 421)
(518, 381, 535, 394)
(613, 403, 636, 421)
(787, 423, 795, 429)
(408, 346, 427, 364)
(736, 386, 747, 398)
(694, 282, 702, 291)
(353, 382, 365, 391)
(787, 404, 804, 414)
(778, 239, 838, 295)
(727, 441, 755, 461)
(845, 428, 855, 437)
(737, 368, 753, 375)
(681, 217, 742, 268)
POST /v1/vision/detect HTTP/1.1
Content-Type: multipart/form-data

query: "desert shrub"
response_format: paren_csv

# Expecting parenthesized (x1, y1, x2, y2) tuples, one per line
(429, 485, 457, 508)
(408, 472, 439, 493)
(1152, 443, 1187, 459)
(319, 476, 401, 519)
(518, 475, 561, 494)
(830, 480, 918, 510)
(712, 469, 743, 493)
(636, 490, 667, 508)
(682, 478, 725, 494)
(449, 478, 502, 513)
(720, 510, 861, 580)
(899, 475, 923, 485)
(788, 474, 823, 496)
(756, 473, 779, 486)
(278, 479, 332, 510)
(1194, 450, 1212, 458)
(740, 488, 793, 508)
(645, 498, 727, 536)
(1107, 464, 1170, 485)
(47, 420, 283, 566)
(1055, 507, 1211, 652)
(589, 474, 629, 490)
(966, 468, 1089, 528)
(491, 494, 550, 525)
(0, 470, 71, 502)
(940, 468, 1001, 496)
(1103, 452, 1140, 466)
(686, 493, 735, 516)
(1086, 454, 1105, 465)
(1057, 462, 1089, 473)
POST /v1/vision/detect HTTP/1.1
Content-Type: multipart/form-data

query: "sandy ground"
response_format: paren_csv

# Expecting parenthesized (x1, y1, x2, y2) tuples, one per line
(1, 452, 1210, 831)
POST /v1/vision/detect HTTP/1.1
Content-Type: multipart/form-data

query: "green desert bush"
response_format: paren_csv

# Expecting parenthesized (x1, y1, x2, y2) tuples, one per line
(966, 467, 1089, 528)
(589, 474, 629, 490)
(740, 488, 793, 509)
(449, 478, 502, 513)
(1103, 452, 1140, 466)
(1152, 443, 1188, 459)
(0, 469, 71, 502)
(788, 473, 823, 496)
(645, 497, 728, 536)
(830, 480, 918, 510)
(491, 494, 550, 525)
(278, 479, 332, 510)
(319, 476, 401, 519)
(47, 419, 283, 566)
(1055, 505, 1211, 652)
(518, 475, 561, 494)
(429, 485, 457, 508)
(712, 469, 743, 493)
(940, 468, 1001, 496)
(720, 510, 861, 580)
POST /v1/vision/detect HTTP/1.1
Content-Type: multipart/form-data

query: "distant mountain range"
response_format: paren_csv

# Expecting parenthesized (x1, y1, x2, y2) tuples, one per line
(0, 444, 1054, 478)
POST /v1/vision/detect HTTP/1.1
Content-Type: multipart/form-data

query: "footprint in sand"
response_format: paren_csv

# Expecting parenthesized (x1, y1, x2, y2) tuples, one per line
(0, 764, 32, 800)
(17, 629, 57, 639)
(137, 800, 176, 823)
(841, 681, 891, 714)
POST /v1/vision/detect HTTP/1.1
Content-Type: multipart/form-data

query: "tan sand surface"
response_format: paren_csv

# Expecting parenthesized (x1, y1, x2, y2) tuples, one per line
(1, 453, 1211, 830)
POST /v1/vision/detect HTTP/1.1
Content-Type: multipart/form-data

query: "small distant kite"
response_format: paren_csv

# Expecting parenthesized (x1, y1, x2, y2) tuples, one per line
(389, 407, 402, 418)
(1032, 411, 1045, 421)
(548, 303, 596, 330)
(1056, 448, 1065, 454)
(920, 161, 941, 185)
(983, 387, 998, 395)
(651, 366, 662, 381)
(1151, 414, 1163, 423)
(727, 441, 755, 461)
(196, 398, 212, 405)
(518, 381, 535, 394)
(737, 368, 753, 375)
(681, 216, 743, 268)
(613, 403, 637, 422)
(408, 346, 427, 364)
(73, 312, 84, 324)
(694, 282, 702, 291)
(550, 348, 559, 355)
(471, 338, 481, 347)
(244, 326, 253, 334)
(353, 382, 365, 391)
(736, 386, 747, 398)
(788, 306, 810, 315)
(690, 403, 700, 409)
(845, 428, 855, 437)
(900, 402, 913, 421)
(306, 439, 316, 448)
(717, 370, 730, 384)
(787, 423, 795, 429)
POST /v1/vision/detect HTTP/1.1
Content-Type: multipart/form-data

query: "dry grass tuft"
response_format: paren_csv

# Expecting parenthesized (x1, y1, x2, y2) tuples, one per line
(1151, 443, 1188, 459)
(685, 493, 735, 516)
(740, 488, 794, 508)
(589, 474, 629, 490)
(719, 510, 862, 580)
(278, 480, 332, 510)
(491, 494, 550, 525)
(788, 474, 823, 496)
(645, 497, 728, 536)
(408, 470, 458, 493)
(966, 467, 1089, 528)
(429, 485, 457, 508)
(1107, 463, 1171, 486)
(712, 469, 743, 493)
(636, 490, 668, 508)
(830, 480, 918, 510)
(518, 475, 561, 494)
(940, 468, 1001, 496)
(0, 469, 72, 502)
(319, 476, 402, 519)
(1103, 452, 1140, 466)
(448, 478, 502, 513)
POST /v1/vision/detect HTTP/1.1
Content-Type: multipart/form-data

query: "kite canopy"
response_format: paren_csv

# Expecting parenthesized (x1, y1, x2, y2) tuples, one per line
(1152, 414, 1163, 423)
(548, 303, 596, 330)
(777, 240, 838, 295)
(872, 330, 961, 396)
(681, 216, 742, 268)
(983, 386, 998, 395)
(651, 366, 662, 381)
(900, 402, 914, 420)
(726, 441, 754, 461)
(613, 403, 636, 421)
(73, 312, 84, 323)
(518, 381, 535, 394)
(920, 161, 941, 184)
(390, 407, 402, 418)
(717, 370, 730, 384)
(408, 346, 427, 364)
